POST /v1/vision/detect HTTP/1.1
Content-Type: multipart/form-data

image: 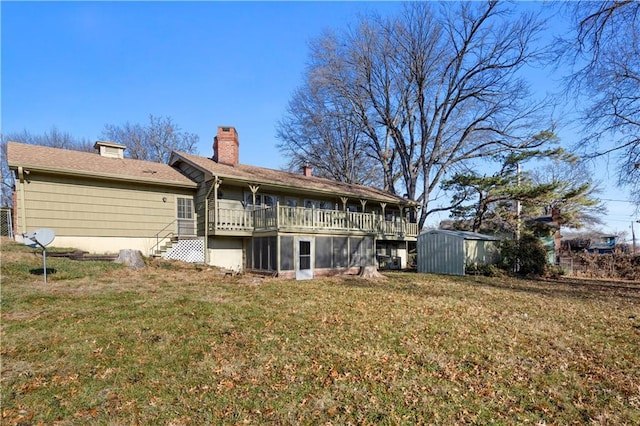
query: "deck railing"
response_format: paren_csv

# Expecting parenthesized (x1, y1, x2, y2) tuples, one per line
(208, 207, 254, 232)
(209, 205, 418, 238)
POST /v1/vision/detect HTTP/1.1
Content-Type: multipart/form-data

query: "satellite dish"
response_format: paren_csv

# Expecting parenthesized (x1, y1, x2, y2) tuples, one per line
(34, 228, 55, 246)
(23, 228, 56, 247)
(22, 228, 56, 284)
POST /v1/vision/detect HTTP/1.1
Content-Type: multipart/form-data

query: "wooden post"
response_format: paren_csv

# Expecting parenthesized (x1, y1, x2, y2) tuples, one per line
(249, 185, 260, 209)
(341, 197, 349, 229)
(213, 178, 222, 231)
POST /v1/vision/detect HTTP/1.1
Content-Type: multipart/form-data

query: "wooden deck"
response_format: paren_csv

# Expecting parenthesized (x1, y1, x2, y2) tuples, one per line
(209, 205, 418, 239)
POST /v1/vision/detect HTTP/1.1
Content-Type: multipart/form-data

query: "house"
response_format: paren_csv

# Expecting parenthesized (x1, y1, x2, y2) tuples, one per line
(416, 229, 500, 276)
(561, 233, 619, 255)
(8, 140, 199, 257)
(586, 234, 618, 254)
(7, 126, 418, 279)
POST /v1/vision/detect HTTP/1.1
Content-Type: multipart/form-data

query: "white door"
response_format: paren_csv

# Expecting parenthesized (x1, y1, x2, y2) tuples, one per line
(177, 197, 195, 236)
(295, 238, 313, 280)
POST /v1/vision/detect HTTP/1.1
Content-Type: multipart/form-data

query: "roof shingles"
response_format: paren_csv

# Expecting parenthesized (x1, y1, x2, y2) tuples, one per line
(7, 142, 411, 204)
(7, 142, 196, 187)
(172, 151, 411, 205)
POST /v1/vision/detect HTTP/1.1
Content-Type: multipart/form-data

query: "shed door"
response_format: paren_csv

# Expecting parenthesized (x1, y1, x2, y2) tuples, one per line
(295, 238, 313, 280)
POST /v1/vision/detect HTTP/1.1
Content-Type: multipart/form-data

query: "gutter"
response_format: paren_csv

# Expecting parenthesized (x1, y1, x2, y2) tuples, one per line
(7, 163, 198, 189)
(17, 166, 26, 234)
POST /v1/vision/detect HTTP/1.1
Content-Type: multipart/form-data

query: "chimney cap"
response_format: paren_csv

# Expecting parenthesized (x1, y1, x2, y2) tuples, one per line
(218, 126, 237, 134)
(94, 140, 126, 150)
(94, 140, 126, 159)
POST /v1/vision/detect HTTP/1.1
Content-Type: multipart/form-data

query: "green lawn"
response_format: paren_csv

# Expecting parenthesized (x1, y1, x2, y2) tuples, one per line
(2, 239, 639, 424)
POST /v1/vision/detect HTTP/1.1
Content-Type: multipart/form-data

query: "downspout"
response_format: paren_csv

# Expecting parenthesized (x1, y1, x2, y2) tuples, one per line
(17, 167, 26, 234)
(204, 177, 217, 265)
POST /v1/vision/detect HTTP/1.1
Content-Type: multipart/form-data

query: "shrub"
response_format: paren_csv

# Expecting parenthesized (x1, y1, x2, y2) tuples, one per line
(465, 262, 503, 277)
(499, 235, 548, 276)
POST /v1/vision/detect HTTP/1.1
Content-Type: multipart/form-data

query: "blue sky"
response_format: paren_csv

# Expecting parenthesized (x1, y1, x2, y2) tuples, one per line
(1, 1, 637, 237)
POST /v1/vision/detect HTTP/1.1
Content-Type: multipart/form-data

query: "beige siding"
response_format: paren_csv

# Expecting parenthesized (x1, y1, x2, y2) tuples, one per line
(208, 236, 244, 271)
(16, 173, 195, 238)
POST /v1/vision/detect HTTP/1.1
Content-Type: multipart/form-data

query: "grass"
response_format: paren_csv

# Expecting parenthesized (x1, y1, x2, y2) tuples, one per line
(1, 238, 639, 425)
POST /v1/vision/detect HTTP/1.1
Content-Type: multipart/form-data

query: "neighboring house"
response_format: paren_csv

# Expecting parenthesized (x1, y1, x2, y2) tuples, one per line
(561, 234, 619, 255)
(7, 126, 418, 279)
(531, 207, 562, 265)
(416, 229, 500, 276)
(586, 234, 618, 254)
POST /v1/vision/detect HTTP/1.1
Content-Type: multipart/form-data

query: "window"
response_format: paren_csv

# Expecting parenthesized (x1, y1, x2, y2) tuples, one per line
(304, 199, 333, 209)
(244, 192, 278, 208)
(177, 197, 194, 220)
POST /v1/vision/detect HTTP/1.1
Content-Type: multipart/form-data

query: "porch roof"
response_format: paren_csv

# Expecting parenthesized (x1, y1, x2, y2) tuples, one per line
(171, 151, 414, 206)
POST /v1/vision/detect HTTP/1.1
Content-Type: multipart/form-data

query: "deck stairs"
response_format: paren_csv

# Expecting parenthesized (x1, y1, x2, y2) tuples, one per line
(152, 235, 179, 258)
(152, 236, 205, 263)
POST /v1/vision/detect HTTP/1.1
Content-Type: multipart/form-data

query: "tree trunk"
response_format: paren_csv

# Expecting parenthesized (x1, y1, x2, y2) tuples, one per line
(358, 265, 386, 280)
(115, 249, 146, 270)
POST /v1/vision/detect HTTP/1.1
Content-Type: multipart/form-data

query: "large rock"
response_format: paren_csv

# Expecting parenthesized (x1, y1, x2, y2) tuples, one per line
(115, 249, 146, 270)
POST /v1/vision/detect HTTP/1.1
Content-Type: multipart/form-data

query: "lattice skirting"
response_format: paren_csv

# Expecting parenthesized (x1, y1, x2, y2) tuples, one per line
(164, 238, 205, 263)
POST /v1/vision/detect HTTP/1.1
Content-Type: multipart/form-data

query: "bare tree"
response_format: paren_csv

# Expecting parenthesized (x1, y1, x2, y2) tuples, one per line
(279, 2, 554, 228)
(0, 139, 14, 207)
(561, 1, 640, 205)
(3, 127, 93, 151)
(102, 115, 199, 163)
(276, 66, 381, 185)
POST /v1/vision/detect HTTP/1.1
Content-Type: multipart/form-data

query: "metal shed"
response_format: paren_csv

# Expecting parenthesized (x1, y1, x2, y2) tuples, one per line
(417, 229, 501, 276)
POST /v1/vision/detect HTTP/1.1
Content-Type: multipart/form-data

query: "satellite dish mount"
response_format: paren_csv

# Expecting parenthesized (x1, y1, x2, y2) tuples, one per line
(23, 228, 56, 283)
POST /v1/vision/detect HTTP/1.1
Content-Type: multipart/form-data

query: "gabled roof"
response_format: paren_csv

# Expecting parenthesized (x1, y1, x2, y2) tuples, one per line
(7, 142, 197, 188)
(171, 151, 413, 205)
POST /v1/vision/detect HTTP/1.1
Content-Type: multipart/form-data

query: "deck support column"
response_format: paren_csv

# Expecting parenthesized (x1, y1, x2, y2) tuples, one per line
(204, 177, 220, 264)
(249, 185, 260, 208)
(360, 200, 367, 230)
(341, 197, 349, 229)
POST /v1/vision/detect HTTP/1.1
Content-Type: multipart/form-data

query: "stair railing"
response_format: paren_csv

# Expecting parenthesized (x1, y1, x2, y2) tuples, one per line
(150, 219, 178, 256)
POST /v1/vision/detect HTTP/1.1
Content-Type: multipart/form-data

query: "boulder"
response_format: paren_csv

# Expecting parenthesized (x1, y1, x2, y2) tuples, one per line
(115, 249, 146, 270)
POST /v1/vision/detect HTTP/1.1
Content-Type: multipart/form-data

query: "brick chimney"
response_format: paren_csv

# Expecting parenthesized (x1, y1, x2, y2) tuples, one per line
(213, 126, 239, 166)
(302, 164, 313, 177)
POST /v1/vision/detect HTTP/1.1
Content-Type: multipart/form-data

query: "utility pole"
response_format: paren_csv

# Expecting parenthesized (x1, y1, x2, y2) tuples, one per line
(515, 162, 521, 272)
(516, 162, 521, 243)
(633, 220, 638, 255)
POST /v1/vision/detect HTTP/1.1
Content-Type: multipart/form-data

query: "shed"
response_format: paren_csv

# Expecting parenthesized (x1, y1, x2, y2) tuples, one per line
(417, 229, 501, 276)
